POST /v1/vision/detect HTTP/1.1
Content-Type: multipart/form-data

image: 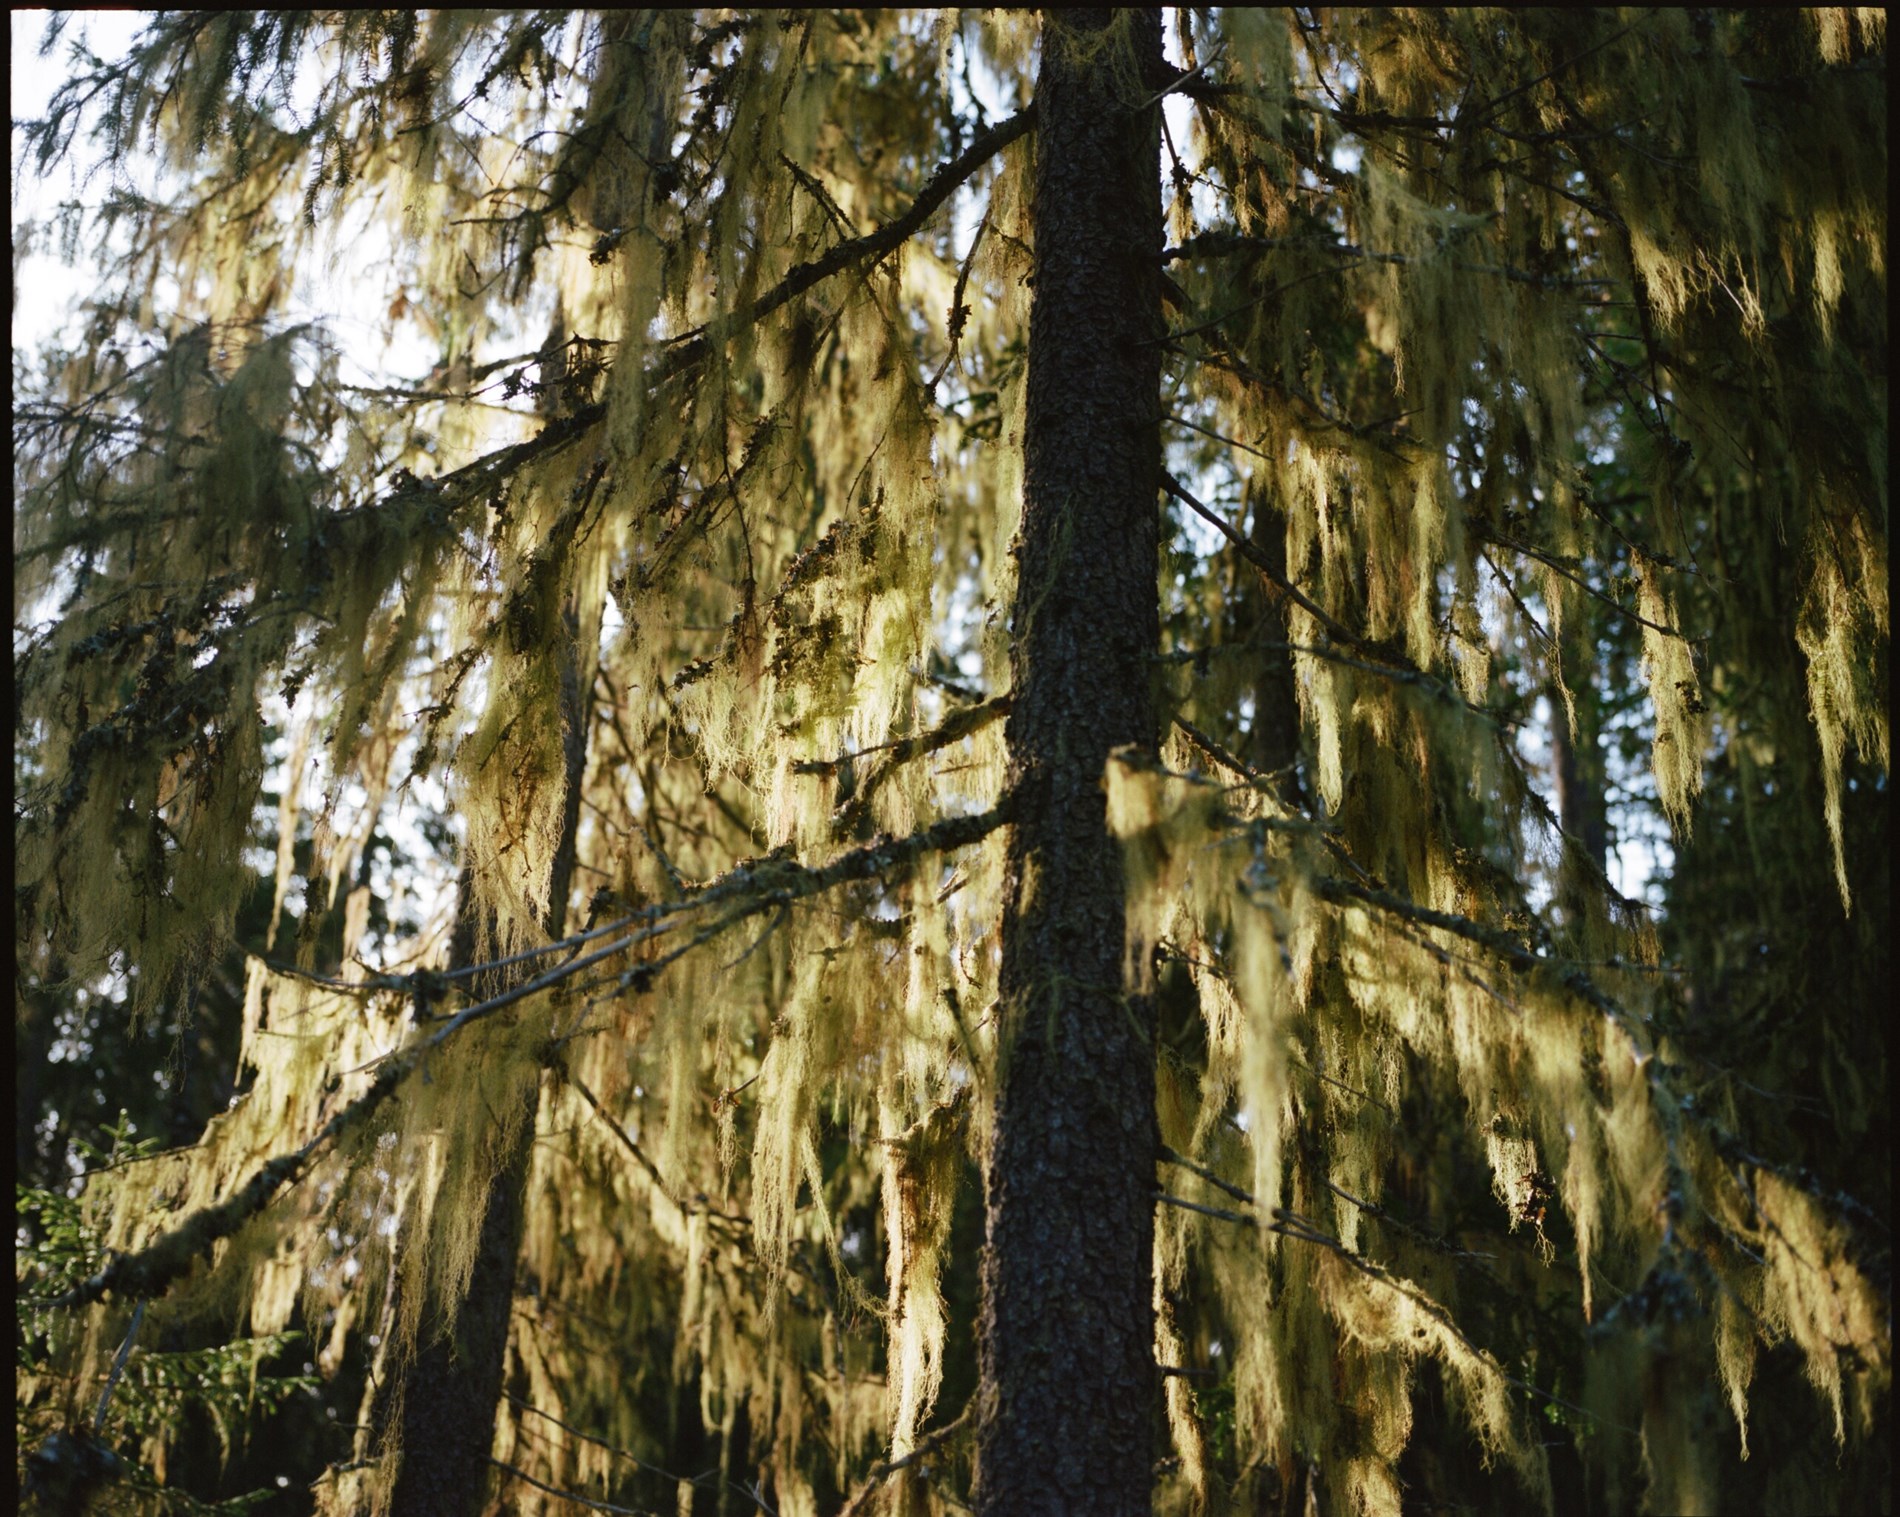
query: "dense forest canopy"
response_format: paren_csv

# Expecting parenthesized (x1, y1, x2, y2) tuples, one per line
(13, 9, 1888, 1516)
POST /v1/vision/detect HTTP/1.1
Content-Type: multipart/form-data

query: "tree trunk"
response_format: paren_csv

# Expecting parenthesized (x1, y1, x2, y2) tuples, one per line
(975, 12, 1164, 1516)
(1550, 700, 1608, 873)
(382, 1086, 539, 1516)
(1242, 490, 1305, 785)
(379, 621, 592, 1517)
(1551, 608, 1608, 878)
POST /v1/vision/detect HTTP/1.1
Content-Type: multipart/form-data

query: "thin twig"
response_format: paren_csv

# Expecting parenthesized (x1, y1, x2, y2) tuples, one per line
(1137, 45, 1228, 111)
(661, 106, 1036, 381)
(1159, 1145, 1255, 1205)
(1164, 411, 1272, 459)
(293, 108, 1038, 567)
(1478, 546, 1555, 646)
(830, 696, 1010, 836)
(92, 1298, 145, 1431)
(1478, 527, 1701, 643)
(1160, 470, 1357, 648)
(505, 1392, 692, 1482)
(927, 202, 992, 399)
(1265, 1207, 1633, 1434)
(1164, 230, 1616, 292)
(1157, 1190, 1255, 1226)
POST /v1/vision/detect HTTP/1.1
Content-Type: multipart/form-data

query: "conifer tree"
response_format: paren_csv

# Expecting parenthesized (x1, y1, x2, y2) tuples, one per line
(15, 11, 1887, 1516)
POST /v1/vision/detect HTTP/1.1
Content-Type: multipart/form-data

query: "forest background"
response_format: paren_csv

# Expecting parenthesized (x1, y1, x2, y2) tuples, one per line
(13, 9, 1889, 1517)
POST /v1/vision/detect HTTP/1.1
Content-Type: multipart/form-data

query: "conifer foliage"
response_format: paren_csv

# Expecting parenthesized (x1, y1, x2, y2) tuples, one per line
(15, 10, 1888, 1515)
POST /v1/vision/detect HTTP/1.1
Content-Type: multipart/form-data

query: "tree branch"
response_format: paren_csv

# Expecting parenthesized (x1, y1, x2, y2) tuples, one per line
(324, 106, 1038, 536)
(658, 105, 1037, 381)
(838, 1407, 973, 1517)
(815, 695, 1011, 835)
(43, 804, 1012, 1311)
(1160, 472, 1489, 721)
(1164, 229, 1616, 292)
(1160, 470, 1357, 646)
(1157, 1190, 1254, 1226)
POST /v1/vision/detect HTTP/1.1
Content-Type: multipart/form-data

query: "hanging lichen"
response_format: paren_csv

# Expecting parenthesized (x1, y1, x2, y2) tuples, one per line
(13, 11, 1887, 1517)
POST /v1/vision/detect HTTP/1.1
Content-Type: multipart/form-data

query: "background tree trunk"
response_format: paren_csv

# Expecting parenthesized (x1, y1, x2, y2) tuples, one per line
(975, 11, 1165, 1515)
(381, 1086, 539, 1516)
(1242, 491, 1305, 786)
(1550, 614, 1609, 879)
(379, 617, 592, 1517)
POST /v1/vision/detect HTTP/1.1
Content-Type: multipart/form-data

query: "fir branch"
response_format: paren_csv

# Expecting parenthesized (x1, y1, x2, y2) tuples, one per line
(40, 1056, 410, 1310)
(1292, 1058, 1396, 1116)
(1136, 44, 1227, 112)
(1458, 17, 1653, 132)
(508, 1387, 803, 1517)
(561, 1071, 694, 1218)
(1159, 1162, 1629, 1433)
(838, 1406, 973, 1517)
(314, 105, 1037, 545)
(1317, 1177, 1497, 1264)
(1163, 410, 1272, 460)
(1314, 874, 1565, 985)
(926, 200, 992, 399)
(1161, 1148, 1493, 1265)
(1168, 715, 1300, 798)
(1475, 525, 1704, 643)
(1303, 868, 1861, 1259)
(1160, 473, 1492, 720)
(1160, 470, 1357, 646)
(791, 695, 1009, 781)
(42, 804, 1012, 1311)
(1478, 546, 1556, 647)
(1156, 640, 1503, 726)
(829, 695, 1010, 834)
(658, 105, 1037, 380)
(1158, 1145, 1255, 1205)
(1269, 1207, 1630, 1434)
(1157, 1190, 1254, 1225)
(504, 1392, 688, 1481)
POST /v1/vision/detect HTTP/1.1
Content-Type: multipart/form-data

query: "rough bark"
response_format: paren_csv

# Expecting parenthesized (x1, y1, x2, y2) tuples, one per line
(17, 975, 61, 1183)
(975, 12, 1164, 1516)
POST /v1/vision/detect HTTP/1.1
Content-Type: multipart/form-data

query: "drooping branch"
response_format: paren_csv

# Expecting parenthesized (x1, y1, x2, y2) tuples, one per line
(1160, 472, 1488, 721)
(42, 803, 1012, 1311)
(796, 694, 1010, 834)
(838, 1406, 974, 1517)
(792, 696, 1008, 781)
(1474, 524, 1702, 643)
(321, 105, 1038, 535)
(1154, 1168, 1628, 1433)
(658, 105, 1037, 378)
(1160, 470, 1356, 644)
(1303, 867, 1885, 1264)
(486, 1458, 651, 1516)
